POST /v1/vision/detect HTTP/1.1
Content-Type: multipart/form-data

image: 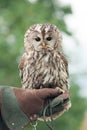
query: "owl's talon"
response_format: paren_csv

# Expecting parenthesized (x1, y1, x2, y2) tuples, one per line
(56, 87, 65, 93)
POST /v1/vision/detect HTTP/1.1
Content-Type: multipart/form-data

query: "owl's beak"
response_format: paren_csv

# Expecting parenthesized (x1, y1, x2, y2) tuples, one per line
(42, 42, 47, 48)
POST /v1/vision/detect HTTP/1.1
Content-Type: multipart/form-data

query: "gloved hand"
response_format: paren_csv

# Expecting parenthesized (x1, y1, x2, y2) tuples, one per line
(0, 87, 71, 130)
(13, 87, 64, 121)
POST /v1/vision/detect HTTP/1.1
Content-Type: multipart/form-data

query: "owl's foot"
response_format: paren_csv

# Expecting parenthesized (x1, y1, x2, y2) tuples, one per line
(56, 87, 65, 93)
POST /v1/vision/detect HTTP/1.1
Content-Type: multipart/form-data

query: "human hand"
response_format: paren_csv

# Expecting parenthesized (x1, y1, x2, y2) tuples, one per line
(14, 87, 63, 121)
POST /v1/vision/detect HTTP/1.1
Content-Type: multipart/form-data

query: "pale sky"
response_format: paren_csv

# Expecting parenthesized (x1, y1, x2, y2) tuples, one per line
(60, 0, 87, 97)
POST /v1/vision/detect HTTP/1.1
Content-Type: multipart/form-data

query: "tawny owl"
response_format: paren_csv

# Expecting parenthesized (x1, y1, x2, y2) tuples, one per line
(19, 24, 70, 91)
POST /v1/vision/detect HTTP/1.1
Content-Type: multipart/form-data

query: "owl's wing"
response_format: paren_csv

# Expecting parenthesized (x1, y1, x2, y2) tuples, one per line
(18, 53, 27, 81)
(59, 53, 70, 90)
(60, 53, 69, 77)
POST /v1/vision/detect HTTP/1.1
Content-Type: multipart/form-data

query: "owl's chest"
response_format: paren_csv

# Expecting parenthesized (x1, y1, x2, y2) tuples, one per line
(38, 56, 59, 83)
(24, 54, 61, 88)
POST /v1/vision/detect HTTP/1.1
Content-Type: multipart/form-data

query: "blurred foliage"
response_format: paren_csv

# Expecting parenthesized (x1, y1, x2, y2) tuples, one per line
(0, 0, 86, 130)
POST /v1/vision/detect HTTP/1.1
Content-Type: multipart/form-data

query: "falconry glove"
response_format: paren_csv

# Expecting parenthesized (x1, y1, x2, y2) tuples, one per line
(0, 86, 71, 130)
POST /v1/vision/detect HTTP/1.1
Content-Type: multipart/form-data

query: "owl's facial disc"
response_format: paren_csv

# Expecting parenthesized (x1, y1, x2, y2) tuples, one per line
(26, 30, 48, 51)
(24, 24, 62, 53)
(32, 34, 56, 52)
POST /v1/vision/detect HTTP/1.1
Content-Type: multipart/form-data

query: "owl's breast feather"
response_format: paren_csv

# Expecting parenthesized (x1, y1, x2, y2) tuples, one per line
(32, 53, 60, 88)
(23, 51, 69, 90)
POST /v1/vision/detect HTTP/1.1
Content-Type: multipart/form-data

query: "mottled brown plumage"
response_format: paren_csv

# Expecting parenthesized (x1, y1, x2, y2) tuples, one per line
(19, 24, 70, 91)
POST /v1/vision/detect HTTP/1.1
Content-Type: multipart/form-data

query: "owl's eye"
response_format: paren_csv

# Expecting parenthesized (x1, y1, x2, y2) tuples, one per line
(35, 37, 41, 42)
(46, 37, 52, 41)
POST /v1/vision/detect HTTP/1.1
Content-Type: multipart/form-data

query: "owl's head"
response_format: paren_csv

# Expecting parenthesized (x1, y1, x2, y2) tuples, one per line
(24, 24, 62, 53)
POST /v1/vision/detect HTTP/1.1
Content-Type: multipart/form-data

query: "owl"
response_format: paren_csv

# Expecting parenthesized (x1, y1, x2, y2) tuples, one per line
(19, 24, 70, 91)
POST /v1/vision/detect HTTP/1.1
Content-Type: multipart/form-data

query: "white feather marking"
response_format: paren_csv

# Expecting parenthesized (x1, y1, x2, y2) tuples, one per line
(43, 74, 50, 84)
(45, 26, 50, 32)
(35, 25, 42, 32)
(44, 55, 49, 62)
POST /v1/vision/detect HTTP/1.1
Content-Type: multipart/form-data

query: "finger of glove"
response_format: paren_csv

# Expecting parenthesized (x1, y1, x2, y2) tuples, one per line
(50, 92, 70, 107)
(58, 92, 70, 100)
(35, 88, 63, 100)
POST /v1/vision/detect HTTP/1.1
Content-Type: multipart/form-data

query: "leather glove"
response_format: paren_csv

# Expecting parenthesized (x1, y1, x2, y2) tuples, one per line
(13, 87, 64, 120)
(0, 86, 66, 130)
(0, 86, 70, 130)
